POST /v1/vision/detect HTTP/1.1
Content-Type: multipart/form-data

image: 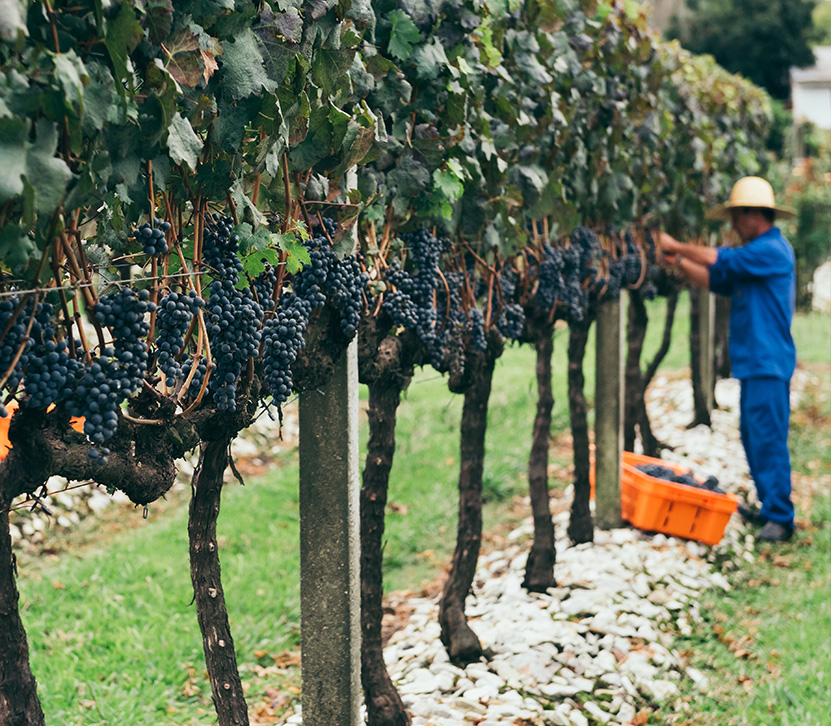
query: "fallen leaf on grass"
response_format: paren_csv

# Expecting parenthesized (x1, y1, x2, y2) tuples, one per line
(737, 675, 754, 692)
(387, 501, 408, 515)
(630, 709, 651, 725)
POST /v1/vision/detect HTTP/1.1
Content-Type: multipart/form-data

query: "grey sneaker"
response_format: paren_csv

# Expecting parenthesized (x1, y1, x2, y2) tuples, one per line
(756, 521, 794, 543)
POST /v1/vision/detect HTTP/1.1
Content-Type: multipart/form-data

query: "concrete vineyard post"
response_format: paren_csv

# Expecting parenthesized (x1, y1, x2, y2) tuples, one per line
(298, 339, 361, 726)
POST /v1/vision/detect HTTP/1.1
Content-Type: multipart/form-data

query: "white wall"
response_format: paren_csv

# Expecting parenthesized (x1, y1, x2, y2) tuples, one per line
(793, 83, 831, 131)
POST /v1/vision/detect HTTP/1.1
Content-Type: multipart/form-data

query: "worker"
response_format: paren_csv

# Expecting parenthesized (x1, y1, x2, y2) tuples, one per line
(658, 176, 796, 544)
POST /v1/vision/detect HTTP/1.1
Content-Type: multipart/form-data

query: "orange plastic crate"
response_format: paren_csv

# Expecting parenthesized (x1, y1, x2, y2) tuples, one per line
(620, 451, 738, 546)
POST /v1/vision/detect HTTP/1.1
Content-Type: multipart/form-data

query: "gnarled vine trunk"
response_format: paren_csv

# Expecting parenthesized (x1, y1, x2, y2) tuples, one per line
(189, 438, 248, 726)
(361, 379, 411, 726)
(638, 288, 680, 456)
(359, 326, 413, 726)
(567, 318, 593, 544)
(439, 343, 499, 665)
(523, 331, 557, 592)
(688, 287, 711, 427)
(0, 507, 45, 726)
(714, 294, 731, 382)
(624, 290, 649, 454)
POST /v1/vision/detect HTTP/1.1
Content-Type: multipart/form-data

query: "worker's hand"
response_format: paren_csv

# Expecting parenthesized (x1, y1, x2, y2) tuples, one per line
(657, 232, 681, 267)
(657, 231, 681, 255)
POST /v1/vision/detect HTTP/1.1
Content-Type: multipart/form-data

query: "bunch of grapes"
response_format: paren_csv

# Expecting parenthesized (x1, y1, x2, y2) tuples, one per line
(134, 219, 170, 257)
(636, 464, 725, 494)
(560, 242, 589, 324)
(182, 216, 263, 412)
(205, 280, 263, 412)
(324, 256, 368, 338)
(253, 263, 277, 308)
(67, 288, 156, 463)
(23, 338, 84, 410)
(623, 230, 642, 286)
(202, 214, 244, 282)
(431, 271, 467, 374)
(381, 228, 442, 349)
(498, 302, 525, 341)
(0, 296, 42, 404)
(536, 244, 565, 312)
(603, 256, 627, 300)
(261, 293, 312, 407)
(294, 234, 333, 308)
(154, 290, 204, 387)
(468, 308, 487, 352)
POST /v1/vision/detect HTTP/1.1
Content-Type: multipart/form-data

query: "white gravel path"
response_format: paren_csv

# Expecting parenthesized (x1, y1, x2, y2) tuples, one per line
(283, 371, 816, 726)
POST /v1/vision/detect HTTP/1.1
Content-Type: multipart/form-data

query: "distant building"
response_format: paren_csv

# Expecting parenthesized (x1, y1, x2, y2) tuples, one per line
(791, 46, 831, 154)
(791, 46, 831, 130)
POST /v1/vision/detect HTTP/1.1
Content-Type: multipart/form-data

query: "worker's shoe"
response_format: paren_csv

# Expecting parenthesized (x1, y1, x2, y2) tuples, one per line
(737, 501, 766, 526)
(756, 521, 794, 543)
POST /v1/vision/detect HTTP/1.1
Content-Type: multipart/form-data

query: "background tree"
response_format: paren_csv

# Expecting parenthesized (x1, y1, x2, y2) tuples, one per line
(667, 0, 819, 100)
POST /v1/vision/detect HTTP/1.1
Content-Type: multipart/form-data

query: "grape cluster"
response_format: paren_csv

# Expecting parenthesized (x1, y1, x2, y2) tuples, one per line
(205, 281, 263, 412)
(382, 227, 441, 347)
(623, 230, 642, 285)
(23, 338, 84, 409)
(262, 293, 312, 407)
(498, 302, 525, 341)
(134, 219, 170, 257)
(468, 308, 487, 352)
(431, 271, 467, 375)
(295, 234, 333, 308)
(253, 264, 277, 308)
(67, 288, 156, 463)
(324, 256, 368, 338)
(0, 296, 42, 400)
(154, 290, 204, 387)
(535, 244, 565, 311)
(258, 218, 367, 410)
(636, 464, 725, 494)
(182, 215, 263, 413)
(202, 214, 244, 281)
(559, 241, 589, 323)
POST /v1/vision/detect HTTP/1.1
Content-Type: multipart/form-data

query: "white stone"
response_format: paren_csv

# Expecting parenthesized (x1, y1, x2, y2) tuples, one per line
(644, 679, 679, 702)
(616, 702, 637, 723)
(686, 667, 710, 691)
(583, 701, 611, 724)
(569, 710, 589, 726)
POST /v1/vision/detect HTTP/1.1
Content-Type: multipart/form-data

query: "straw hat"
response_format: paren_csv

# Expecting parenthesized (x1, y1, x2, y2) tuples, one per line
(706, 176, 795, 221)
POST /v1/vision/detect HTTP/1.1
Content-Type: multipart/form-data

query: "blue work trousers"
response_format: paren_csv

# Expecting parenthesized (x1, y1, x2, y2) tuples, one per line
(739, 377, 795, 527)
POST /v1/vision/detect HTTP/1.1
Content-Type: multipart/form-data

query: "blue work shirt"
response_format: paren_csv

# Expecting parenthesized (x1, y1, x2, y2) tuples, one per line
(708, 226, 796, 381)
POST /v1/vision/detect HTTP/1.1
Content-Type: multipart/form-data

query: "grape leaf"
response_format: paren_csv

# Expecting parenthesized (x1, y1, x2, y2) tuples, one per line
(412, 38, 449, 79)
(387, 9, 420, 61)
(275, 231, 311, 274)
(0, 0, 26, 42)
(0, 116, 27, 203)
(312, 48, 356, 96)
(105, 2, 144, 94)
(25, 119, 73, 214)
(167, 113, 203, 171)
(220, 28, 274, 99)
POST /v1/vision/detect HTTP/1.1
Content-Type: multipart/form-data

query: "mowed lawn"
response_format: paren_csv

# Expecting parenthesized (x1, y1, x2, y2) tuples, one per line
(12, 297, 830, 725)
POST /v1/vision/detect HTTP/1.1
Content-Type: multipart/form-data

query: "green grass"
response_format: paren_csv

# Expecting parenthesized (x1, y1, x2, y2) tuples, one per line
(651, 366, 831, 725)
(13, 300, 827, 726)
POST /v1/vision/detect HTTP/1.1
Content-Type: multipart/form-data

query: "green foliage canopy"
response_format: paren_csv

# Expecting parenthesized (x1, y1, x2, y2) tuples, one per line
(667, 0, 819, 101)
